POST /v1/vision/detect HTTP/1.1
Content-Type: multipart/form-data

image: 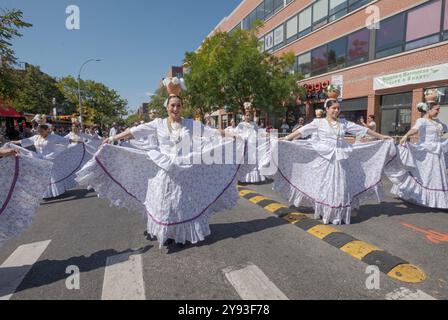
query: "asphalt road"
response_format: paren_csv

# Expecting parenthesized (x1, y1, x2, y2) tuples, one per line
(0, 179, 447, 300)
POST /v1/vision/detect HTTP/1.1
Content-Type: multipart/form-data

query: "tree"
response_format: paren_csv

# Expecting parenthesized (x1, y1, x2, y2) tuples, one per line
(57, 76, 129, 125)
(0, 8, 32, 101)
(125, 113, 142, 126)
(12, 64, 68, 114)
(183, 22, 305, 117)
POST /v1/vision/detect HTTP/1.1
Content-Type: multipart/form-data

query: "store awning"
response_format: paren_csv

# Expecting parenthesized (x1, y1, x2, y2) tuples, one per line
(0, 101, 22, 117)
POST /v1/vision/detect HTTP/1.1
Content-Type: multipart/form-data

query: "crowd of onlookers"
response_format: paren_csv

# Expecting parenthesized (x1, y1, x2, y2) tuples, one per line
(1, 110, 379, 147)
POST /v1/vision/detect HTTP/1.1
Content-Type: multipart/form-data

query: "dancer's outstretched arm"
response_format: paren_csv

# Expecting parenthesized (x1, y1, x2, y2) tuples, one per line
(281, 130, 301, 141)
(400, 129, 418, 145)
(0, 148, 18, 157)
(367, 129, 392, 141)
(102, 128, 134, 146)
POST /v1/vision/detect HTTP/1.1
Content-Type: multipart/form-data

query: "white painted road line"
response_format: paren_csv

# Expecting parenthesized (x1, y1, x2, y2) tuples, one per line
(223, 263, 289, 300)
(101, 252, 146, 300)
(0, 240, 52, 300)
(386, 287, 437, 300)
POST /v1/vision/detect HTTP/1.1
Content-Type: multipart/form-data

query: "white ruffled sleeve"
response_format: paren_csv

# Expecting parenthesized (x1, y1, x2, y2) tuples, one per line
(412, 118, 425, 131)
(20, 135, 37, 148)
(130, 119, 160, 141)
(345, 121, 368, 137)
(298, 120, 318, 138)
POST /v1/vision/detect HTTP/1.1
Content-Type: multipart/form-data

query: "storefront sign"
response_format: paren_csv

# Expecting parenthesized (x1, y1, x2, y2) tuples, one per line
(265, 32, 274, 51)
(303, 80, 330, 97)
(374, 63, 448, 91)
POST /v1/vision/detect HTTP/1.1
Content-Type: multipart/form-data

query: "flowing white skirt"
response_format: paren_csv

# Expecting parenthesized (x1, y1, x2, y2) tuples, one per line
(0, 153, 53, 247)
(391, 142, 448, 208)
(76, 140, 248, 246)
(266, 139, 399, 225)
(6, 143, 88, 198)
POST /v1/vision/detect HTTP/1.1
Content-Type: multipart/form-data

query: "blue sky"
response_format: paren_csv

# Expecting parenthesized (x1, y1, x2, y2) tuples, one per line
(2, 0, 242, 112)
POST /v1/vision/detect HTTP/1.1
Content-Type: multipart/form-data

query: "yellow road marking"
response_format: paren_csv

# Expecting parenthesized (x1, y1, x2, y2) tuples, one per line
(249, 196, 271, 204)
(340, 241, 381, 260)
(283, 213, 308, 224)
(264, 203, 288, 213)
(239, 189, 258, 197)
(387, 264, 427, 283)
(307, 225, 340, 240)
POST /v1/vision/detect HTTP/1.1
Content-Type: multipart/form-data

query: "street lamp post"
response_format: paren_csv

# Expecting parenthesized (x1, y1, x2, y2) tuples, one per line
(78, 58, 101, 129)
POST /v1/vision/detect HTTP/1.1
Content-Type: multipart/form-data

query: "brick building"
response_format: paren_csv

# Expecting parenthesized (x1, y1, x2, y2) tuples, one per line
(208, 0, 448, 135)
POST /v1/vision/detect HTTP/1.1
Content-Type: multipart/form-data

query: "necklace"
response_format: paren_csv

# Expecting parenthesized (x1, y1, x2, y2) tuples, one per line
(35, 135, 48, 150)
(167, 117, 183, 145)
(326, 118, 341, 139)
(427, 118, 444, 137)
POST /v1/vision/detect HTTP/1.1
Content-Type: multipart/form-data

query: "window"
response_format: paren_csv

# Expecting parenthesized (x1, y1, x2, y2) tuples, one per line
(445, 0, 448, 30)
(286, 15, 298, 43)
(328, 37, 347, 70)
(258, 38, 265, 52)
(444, 0, 448, 39)
(242, 17, 250, 30)
(248, 10, 257, 29)
(297, 52, 311, 78)
(312, 0, 329, 30)
(329, 0, 348, 22)
(286, 0, 294, 5)
(274, 25, 285, 49)
(376, 13, 405, 59)
(298, 6, 312, 37)
(274, 0, 284, 14)
(406, 0, 442, 51)
(256, 4, 265, 21)
(348, 0, 370, 12)
(311, 45, 328, 76)
(347, 28, 370, 65)
(265, 0, 274, 19)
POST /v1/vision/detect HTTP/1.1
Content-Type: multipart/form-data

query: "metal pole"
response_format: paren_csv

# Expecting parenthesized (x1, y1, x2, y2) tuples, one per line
(77, 59, 101, 129)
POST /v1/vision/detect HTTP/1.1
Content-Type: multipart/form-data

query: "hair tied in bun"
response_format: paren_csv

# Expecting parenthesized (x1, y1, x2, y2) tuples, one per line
(417, 102, 429, 113)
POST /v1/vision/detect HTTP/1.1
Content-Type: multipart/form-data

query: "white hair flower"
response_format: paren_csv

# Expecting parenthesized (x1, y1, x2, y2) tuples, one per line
(417, 102, 429, 112)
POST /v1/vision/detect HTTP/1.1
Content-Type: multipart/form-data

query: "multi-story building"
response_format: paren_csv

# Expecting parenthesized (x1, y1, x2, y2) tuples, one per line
(209, 0, 448, 135)
(137, 102, 149, 120)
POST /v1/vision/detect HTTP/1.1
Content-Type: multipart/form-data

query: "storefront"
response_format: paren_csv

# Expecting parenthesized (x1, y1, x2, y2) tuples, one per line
(374, 63, 448, 135)
(0, 101, 26, 140)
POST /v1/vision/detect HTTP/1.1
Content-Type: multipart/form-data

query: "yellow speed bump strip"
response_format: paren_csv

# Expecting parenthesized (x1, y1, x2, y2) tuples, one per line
(238, 186, 426, 284)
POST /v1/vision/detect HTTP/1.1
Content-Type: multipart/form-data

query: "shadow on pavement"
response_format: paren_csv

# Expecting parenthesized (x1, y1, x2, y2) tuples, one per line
(353, 199, 448, 224)
(0, 245, 152, 297)
(166, 216, 286, 254)
(41, 189, 97, 205)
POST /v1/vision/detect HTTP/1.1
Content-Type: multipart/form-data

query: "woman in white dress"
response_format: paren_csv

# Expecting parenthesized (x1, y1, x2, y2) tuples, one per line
(268, 98, 395, 225)
(391, 90, 448, 208)
(0, 147, 52, 247)
(237, 102, 266, 184)
(76, 94, 246, 247)
(9, 121, 85, 198)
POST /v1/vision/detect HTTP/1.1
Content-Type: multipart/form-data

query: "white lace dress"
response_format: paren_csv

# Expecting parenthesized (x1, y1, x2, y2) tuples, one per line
(391, 118, 448, 208)
(0, 151, 53, 247)
(76, 118, 247, 246)
(266, 119, 398, 225)
(236, 121, 266, 183)
(17, 134, 85, 198)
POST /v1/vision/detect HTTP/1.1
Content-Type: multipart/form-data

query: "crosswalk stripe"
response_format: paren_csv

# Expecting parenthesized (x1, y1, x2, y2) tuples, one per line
(223, 263, 289, 300)
(386, 287, 437, 300)
(101, 252, 145, 300)
(0, 240, 52, 300)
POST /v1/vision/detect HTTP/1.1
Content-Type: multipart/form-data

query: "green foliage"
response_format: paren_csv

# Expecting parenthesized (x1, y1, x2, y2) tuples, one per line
(12, 64, 68, 114)
(57, 76, 128, 125)
(0, 8, 32, 101)
(184, 24, 305, 115)
(124, 113, 142, 126)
